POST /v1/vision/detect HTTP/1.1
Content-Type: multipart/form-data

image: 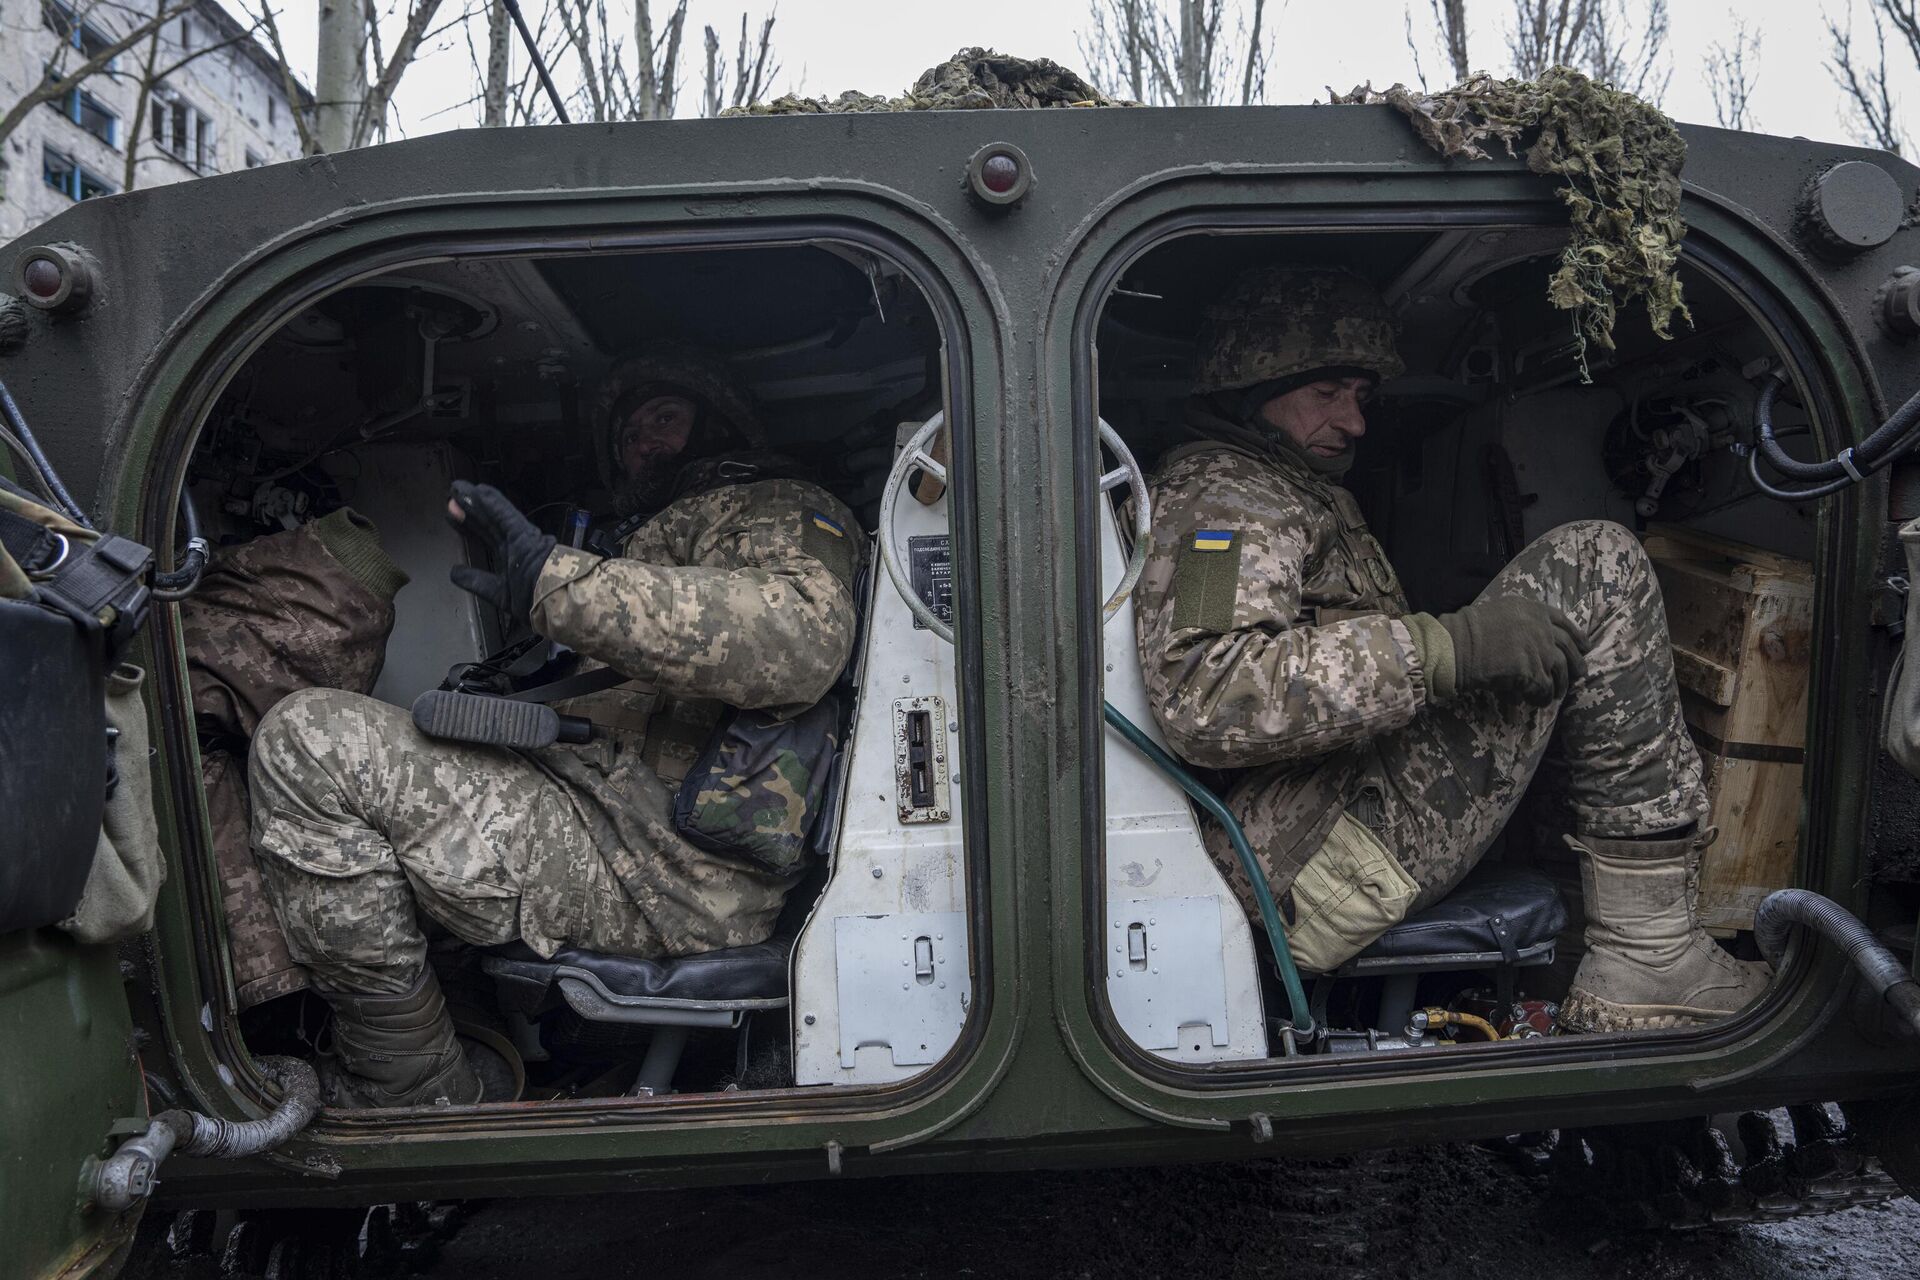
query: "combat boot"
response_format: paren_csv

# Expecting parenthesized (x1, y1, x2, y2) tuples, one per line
(1559, 829, 1772, 1032)
(313, 968, 483, 1108)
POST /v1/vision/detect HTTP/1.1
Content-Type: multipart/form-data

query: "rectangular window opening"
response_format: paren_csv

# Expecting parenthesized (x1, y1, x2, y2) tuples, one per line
(177, 235, 979, 1110)
(1088, 225, 1818, 1072)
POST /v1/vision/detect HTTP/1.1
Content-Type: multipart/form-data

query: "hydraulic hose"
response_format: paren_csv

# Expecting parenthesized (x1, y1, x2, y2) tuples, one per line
(1103, 702, 1314, 1036)
(1753, 889, 1920, 1038)
(1756, 371, 1920, 487)
(0, 371, 90, 527)
(90, 1056, 321, 1211)
(150, 488, 209, 601)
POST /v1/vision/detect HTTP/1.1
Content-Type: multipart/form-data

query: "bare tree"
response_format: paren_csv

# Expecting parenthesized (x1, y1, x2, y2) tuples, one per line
(1078, 0, 1273, 106)
(254, 0, 320, 152)
(1828, 3, 1910, 154)
(313, 0, 459, 150)
(483, 0, 510, 125)
(1505, 0, 1669, 101)
(1406, 0, 1472, 88)
(0, 0, 197, 154)
(120, 1, 275, 191)
(549, 0, 688, 122)
(1704, 13, 1760, 132)
(701, 10, 778, 117)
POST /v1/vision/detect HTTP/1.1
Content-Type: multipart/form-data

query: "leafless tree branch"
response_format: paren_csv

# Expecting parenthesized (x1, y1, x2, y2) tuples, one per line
(1704, 12, 1760, 131)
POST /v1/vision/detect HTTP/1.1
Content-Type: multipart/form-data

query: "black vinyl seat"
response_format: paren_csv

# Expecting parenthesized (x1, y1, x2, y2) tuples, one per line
(1344, 865, 1568, 970)
(1307, 864, 1568, 1035)
(480, 937, 791, 1096)
(483, 938, 791, 1013)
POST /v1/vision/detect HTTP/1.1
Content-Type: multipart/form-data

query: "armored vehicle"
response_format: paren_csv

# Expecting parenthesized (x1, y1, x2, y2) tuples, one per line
(4, 75, 1920, 1277)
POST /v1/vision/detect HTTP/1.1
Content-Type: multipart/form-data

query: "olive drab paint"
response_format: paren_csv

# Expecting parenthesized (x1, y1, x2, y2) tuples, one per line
(1, 69, 1918, 1261)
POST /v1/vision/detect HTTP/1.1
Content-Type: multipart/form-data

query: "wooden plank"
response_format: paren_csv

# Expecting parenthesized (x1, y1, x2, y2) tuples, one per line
(1696, 755, 1805, 934)
(1670, 644, 1738, 707)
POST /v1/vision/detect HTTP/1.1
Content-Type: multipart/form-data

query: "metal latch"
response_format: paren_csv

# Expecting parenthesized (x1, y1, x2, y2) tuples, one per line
(1126, 922, 1148, 969)
(913, 936, 935, 984)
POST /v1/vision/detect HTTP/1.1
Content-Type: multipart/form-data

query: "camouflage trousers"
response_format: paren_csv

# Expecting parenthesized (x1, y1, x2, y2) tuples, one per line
(249, 688, 789, 996)
(1221, 520, 1707, 933)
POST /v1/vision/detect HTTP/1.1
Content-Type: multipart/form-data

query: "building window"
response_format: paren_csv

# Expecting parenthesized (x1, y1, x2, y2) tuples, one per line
(43, 146, 116, 201)
(268, 97, 277, 125)
(178, 16, 194, 49)
(245, 148, 266, 169)
(151, 88, 215, 173)
(41, 69, 119, 147)
(41, 0, 116, 66)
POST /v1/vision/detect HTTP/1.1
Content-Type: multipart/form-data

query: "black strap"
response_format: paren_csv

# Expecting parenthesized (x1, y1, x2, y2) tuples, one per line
(507, 664, 628, 704)
(0, 502, 66, 574)
(1, 504, 151, 658)
(1487, 914, 1519, 965)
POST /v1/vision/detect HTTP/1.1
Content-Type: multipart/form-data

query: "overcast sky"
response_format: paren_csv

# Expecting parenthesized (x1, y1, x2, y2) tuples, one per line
(224, 0, 1915, 149)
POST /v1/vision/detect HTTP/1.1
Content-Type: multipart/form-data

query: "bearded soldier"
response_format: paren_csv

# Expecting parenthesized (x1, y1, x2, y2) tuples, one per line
(249, 345, 862, 1106)
(1133, 266, 1770, 1033)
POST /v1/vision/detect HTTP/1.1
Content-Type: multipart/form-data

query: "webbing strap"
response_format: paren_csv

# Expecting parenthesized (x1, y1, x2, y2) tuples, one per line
(506, 664, 627, 704)
(0, 503, 65, 574)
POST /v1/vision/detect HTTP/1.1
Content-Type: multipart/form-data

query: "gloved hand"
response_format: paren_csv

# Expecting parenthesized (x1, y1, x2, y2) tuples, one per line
(1436, 596, 1588, 706)
(445, 481, 556, 625)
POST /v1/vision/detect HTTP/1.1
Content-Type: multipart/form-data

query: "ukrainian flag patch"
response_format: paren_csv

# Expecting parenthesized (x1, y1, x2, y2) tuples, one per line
(810, 512, 846, 538)
(1191, 529, 1235, 552)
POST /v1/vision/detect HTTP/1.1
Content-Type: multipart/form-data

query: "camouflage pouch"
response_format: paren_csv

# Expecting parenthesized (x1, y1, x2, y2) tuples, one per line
(672, 696, 843, 871)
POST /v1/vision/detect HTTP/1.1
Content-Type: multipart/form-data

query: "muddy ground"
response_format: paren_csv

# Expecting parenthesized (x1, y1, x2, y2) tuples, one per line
(134, 1141, 1917, 1279)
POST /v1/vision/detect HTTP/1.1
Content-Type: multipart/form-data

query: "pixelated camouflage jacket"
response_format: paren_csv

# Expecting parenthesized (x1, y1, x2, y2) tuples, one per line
(1133, 403, 1439, 875)
(522, 469, 863, 914)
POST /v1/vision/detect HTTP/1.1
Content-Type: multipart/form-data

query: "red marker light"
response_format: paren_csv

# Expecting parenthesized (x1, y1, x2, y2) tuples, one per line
(965, 142, 1032, 209)
(980, 153, 1020, 194)
(22, 257, 61, 300)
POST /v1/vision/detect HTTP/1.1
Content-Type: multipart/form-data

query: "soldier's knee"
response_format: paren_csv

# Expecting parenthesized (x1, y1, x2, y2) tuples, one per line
(1545, 519, 1651, 573)
(250, 688, 384, 807)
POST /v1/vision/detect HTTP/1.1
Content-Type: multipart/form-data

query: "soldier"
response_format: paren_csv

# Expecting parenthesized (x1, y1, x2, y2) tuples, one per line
(1133, 266, 1771, 1033)
(249, 346, 862, 1106)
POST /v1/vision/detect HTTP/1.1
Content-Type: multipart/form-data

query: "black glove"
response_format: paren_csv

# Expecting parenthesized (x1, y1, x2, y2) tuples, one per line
(446, 481, 557, 625)
(1437, 596, 1588, 706)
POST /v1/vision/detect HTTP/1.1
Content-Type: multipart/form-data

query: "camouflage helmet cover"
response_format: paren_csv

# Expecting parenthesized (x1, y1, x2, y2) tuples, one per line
(1192, 266, 1405, 394)
(592, 342, 767, 487)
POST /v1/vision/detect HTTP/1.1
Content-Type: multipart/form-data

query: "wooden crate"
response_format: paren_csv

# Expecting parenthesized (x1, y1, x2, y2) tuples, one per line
(1642, 525, 1813, 935)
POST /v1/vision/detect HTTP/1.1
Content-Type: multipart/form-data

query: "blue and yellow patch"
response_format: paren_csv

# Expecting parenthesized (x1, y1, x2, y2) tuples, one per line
(810, 512, 846, 539)
(1191, 529, 1235, 552)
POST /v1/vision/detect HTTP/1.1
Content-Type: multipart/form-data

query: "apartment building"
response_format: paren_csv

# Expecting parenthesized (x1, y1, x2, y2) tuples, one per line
(0, 0, 310, 242)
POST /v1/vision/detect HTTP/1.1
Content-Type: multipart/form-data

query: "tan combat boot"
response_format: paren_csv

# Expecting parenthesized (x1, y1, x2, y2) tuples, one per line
(314, 968, 482, 1108)
(1559, 829, 1772, 1032)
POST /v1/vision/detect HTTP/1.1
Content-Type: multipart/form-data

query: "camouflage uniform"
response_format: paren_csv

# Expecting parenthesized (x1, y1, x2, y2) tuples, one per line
(181, 507, 409, 1007)
(1135, 407, 1707, 971)
(250, 473, 862, 997)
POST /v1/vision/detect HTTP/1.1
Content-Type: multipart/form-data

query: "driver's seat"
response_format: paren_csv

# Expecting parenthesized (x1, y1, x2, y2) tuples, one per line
(482, 938, 790, 1095)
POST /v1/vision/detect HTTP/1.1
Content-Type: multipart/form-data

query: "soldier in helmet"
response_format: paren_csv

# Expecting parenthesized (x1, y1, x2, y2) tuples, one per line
(248, 345, 862, 1106)
(1133, 266, 1770, 1033)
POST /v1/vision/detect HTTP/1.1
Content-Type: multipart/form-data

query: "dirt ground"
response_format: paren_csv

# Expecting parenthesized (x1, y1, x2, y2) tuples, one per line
(134, 1141, 1918, 1280)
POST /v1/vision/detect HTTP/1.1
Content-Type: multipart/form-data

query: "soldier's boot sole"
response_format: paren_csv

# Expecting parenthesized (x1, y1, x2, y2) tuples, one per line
(411, 689, 560, 749)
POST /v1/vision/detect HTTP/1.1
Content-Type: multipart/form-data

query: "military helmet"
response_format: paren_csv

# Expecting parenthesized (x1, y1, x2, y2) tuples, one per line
(591, 342, 767, 488)
(1191, 266, 1405, 394)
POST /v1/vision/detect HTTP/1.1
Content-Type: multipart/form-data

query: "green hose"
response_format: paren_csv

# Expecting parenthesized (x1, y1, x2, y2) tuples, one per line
(1103, 702, 1314, 1036)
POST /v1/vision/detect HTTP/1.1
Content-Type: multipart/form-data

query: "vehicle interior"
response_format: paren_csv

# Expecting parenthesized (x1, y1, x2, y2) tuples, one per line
(176, 221, 1826, 1105)
(1091, 227, 1821, 1061)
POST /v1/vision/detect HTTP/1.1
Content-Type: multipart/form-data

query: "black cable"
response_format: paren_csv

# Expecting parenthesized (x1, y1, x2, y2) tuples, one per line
(1758, 369, 1920, 484)
(0, 373, 90, 527)
(500, 0, 570, 124)
(151, 489, 209, 601)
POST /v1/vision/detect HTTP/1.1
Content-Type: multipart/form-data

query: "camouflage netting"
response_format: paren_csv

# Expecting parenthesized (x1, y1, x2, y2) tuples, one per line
(725, 47, 1130, 116)
(1335, 67, 1690, 380)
